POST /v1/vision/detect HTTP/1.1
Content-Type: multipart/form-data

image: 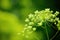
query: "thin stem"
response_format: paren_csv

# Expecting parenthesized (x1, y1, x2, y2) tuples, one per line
(48, 22, 57, 30)
(50, 30, 59, 40)
(45, 22, 49, 40)
(46, 22, 59, 40)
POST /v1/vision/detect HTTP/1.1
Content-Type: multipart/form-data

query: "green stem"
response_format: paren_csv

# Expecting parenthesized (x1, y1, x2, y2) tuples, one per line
(45, 22, 49, 40)
(48, 22, 57, 30)
(50, 30, 59, 40)
(46, 21, 59, 40)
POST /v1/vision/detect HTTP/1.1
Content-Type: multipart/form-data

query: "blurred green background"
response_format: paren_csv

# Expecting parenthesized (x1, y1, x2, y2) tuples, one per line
(0, 0, 60, 40)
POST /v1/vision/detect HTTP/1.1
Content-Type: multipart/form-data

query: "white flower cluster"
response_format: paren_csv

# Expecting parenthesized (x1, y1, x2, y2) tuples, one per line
(20, 8, 60, 38)
(25, 8, 60, 30)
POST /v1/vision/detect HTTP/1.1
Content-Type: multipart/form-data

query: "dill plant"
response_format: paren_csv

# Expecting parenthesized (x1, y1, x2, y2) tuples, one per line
(20, 8, 60, 40)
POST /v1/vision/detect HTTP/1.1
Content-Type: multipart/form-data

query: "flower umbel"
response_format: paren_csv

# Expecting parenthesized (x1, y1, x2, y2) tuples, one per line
(25, 8, 60, 30)
(20, 8, 60, 40)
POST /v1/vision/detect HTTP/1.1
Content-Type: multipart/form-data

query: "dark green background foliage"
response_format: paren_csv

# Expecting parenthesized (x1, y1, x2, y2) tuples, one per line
(0, 0, 60, 40)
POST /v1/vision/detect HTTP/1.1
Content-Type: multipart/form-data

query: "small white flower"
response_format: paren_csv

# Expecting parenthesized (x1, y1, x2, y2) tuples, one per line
(38, 22, 42, 26)
(51, 11, 53, 13)
(31, 17, 35, 21)
(33, 28, 36, 31)
(50, 19, 54, 22)
(45, 8, 50, 12)
(57, 24, 59, 27)
(58, 27, 60, 30)
(25, 18, 29, 22)
(54, 11, 59, 16)
(28, 26, 32, 29)
(34, 10, 39, 13)
(58, 20, 60, 23)
(28, 14, 33, 19)
(54, 22, 56, 24)
(55, 17, 59, 21)
(52, 15, 55, 18)
(45, 8, 50, 11)
(29, 22, 34, 25)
